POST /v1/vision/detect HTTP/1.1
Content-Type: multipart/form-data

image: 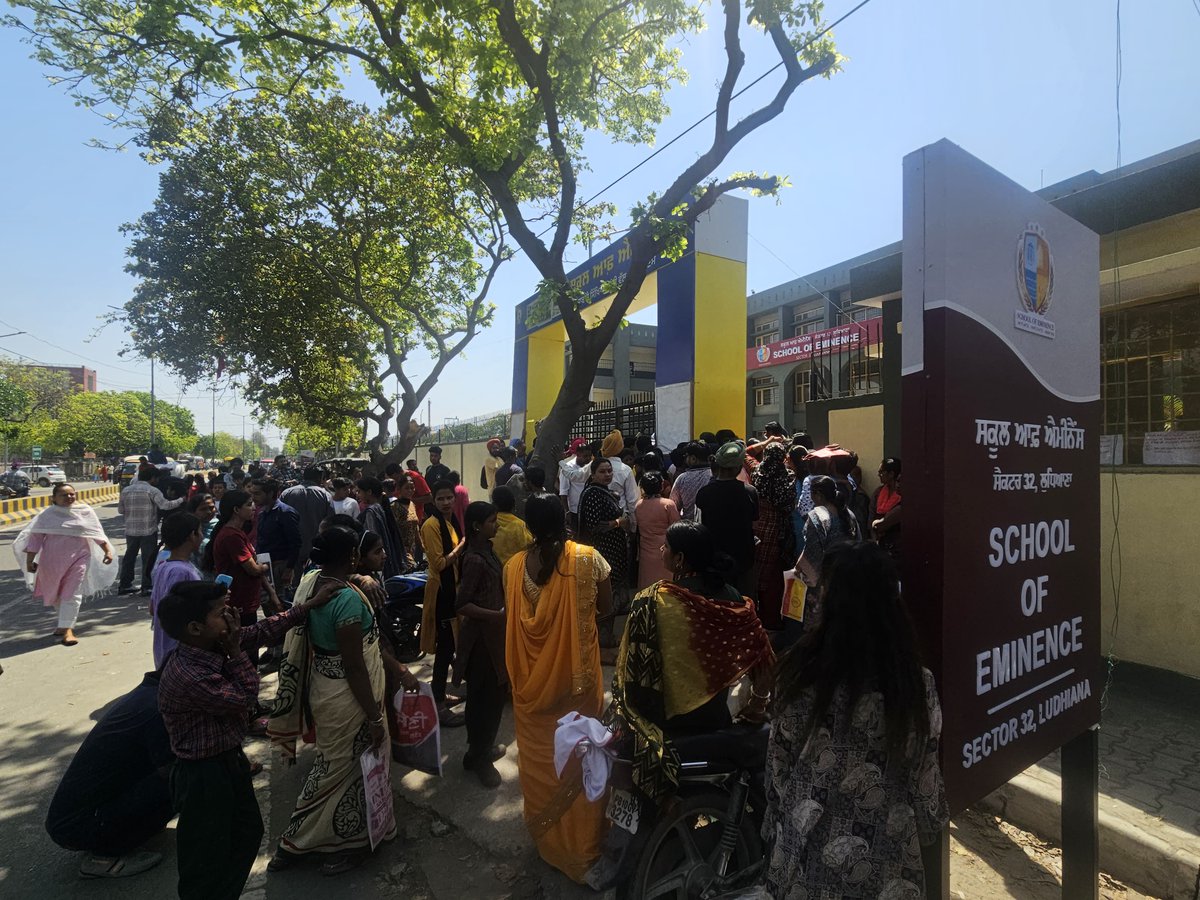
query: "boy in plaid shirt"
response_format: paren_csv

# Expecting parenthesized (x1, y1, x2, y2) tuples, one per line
(157, 580, 334, 899)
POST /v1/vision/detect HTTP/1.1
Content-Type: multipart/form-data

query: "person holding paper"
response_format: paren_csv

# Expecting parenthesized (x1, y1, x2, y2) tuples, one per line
(268, 526, 400, 876)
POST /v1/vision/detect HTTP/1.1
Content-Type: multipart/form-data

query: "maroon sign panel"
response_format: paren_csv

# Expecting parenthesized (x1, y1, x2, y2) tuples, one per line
(746, 317, 882, 371)
(901, 141, 1102, 813)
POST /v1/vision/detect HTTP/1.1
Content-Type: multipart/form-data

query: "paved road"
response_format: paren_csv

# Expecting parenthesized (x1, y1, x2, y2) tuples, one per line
(4, 480, 105, 498)
(0, 501, 578, 900)
(0, 501, 1153, 899)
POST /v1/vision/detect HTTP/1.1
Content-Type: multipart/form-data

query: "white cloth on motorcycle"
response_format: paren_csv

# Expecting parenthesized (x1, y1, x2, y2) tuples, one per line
(553, 712, 615, 802)
(670, 724, 770, 771)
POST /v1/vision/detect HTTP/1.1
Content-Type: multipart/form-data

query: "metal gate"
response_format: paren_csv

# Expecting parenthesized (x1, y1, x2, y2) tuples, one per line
(571, 392, 656, 443)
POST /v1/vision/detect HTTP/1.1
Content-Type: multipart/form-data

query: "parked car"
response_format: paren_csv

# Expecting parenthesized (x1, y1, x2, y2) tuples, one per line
(19, 465, 68, 488)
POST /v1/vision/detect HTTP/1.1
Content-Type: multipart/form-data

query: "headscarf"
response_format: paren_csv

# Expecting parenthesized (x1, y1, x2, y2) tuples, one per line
(12, 502, 117, 599)
(600, 429, 624, 459)
(752, 443, 795, 510)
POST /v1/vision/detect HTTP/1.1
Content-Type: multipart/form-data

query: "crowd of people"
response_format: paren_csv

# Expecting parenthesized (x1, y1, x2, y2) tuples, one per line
(20, 424, 946, 899)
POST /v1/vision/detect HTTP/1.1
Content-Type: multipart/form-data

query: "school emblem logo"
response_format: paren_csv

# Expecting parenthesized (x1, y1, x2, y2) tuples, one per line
(756, 345, 771, 364)
(1014, 223, 1056, 339)
(1017, 224, 1053, 315)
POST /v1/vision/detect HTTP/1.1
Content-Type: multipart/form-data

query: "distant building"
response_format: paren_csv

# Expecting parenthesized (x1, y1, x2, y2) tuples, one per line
(22, 365, 97, 392)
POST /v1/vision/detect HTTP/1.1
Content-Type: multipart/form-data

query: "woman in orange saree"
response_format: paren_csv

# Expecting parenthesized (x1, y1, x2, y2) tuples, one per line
(504, 496, 613, 883)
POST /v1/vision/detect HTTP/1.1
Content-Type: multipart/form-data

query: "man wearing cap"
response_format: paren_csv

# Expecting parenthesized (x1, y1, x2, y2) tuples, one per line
(557, 439, 594, 533)
(669, 441, 714, 521)
(481, 438, 504, 492)
(695, 442, 760, 597)
(600, 429, 639, 518)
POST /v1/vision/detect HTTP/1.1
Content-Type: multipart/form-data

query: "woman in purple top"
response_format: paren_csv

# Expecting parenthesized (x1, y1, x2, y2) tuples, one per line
(150, 513, 204, 667)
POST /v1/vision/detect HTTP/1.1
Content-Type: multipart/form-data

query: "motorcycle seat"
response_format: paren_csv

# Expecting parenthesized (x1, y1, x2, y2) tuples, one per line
(670, 724, 769, 772)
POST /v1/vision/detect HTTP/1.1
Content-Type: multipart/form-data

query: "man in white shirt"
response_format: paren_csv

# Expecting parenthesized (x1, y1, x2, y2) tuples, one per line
(557, 440, 594, 532)
(609, 458, 638, 518)
(599, 430, 639, 519)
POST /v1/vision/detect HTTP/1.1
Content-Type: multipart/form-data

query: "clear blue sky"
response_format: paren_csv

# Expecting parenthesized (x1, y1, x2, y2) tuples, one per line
(2, 0, 1198, 437)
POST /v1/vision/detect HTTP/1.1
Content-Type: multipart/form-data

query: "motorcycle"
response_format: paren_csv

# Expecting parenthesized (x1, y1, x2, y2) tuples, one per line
(604, 723, 770, 900)
(0, 472, 31, 498)
(382, 570, 428, 663)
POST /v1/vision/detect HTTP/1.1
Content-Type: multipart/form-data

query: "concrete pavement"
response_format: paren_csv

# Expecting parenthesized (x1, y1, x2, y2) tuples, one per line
(0, 498, 1189, 899)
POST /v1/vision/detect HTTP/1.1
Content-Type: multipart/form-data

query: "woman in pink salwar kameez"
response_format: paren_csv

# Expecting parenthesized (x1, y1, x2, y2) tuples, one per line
(15, 484, 115, 645)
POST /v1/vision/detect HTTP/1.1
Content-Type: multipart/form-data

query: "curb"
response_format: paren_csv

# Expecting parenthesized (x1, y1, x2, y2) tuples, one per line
(979, 763, 1200, 899)
(0, 484, 120, 526)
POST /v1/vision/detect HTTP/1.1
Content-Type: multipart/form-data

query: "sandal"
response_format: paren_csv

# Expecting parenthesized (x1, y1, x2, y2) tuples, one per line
(79, 850, 162, 879)
(321, 850, 367, 876)
(60, 629, 79, 647)
(249, 761, 265, 776)
(268, 848, 299, 872)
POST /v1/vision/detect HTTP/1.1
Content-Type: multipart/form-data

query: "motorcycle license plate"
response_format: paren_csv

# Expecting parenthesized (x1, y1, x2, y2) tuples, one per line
(606, 788, 639, 834)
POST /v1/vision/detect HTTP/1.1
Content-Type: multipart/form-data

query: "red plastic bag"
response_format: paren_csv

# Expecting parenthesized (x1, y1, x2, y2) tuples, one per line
(391, 683, 442, 776)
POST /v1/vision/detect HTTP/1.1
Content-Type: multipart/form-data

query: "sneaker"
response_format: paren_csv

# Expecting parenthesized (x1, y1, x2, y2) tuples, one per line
(475, 758, 502, 789)
(79, 850, 163, 879)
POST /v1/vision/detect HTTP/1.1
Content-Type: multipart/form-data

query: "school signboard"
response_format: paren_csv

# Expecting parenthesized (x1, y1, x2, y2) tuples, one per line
(901, 141, 1102, 812)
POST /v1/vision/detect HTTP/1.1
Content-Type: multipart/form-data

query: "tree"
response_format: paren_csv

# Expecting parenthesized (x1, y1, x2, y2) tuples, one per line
(280, 413, 363, 459)
(8, 0, 840, 468)
(118, 95, 506, 472)
(0, 361, 72, 437)
(195, 431, 264, 462)
(24, 390, 198, 457)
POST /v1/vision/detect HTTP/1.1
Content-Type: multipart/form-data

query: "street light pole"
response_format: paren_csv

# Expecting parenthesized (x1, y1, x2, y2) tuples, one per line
(149, 356, 156, 449)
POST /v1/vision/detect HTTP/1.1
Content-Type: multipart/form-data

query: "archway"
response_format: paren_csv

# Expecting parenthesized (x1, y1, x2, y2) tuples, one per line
(510, 196, 749, 448)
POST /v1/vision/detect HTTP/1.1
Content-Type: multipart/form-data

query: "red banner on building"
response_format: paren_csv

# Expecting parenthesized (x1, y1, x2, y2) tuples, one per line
(746, 317, 882, 371)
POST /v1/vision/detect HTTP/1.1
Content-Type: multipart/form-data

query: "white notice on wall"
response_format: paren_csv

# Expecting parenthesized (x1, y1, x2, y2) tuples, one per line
(1099, 434, 1124, 467)
(1142, 430, 1200, 466)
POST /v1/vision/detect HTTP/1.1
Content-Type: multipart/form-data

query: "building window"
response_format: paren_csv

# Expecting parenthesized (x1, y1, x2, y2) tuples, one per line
(792, 307, 824, 337)
(848, 342, 883, 395)
(850, 357, 883, 394)
(753, 377, 778, 409)
(1102, 294, 1200, 465)
(794, 370, 811, 406)
(851, 306, 883, 322)
(753, 318, 780, 346)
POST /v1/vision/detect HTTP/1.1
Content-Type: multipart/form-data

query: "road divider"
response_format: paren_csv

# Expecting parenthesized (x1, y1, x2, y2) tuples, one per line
(0, 484, 120, 527)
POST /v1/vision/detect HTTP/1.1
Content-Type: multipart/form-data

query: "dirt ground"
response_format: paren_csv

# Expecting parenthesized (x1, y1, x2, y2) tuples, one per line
(948, 808, 1154, 900)
(359, 796, 1154, 900)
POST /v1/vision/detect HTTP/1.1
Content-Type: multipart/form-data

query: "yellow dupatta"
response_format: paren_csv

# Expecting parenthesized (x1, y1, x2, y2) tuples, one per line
(504, 542, 607, 883)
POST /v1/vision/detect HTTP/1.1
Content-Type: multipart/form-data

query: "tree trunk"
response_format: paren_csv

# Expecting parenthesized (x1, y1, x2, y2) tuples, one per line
(367, 407, 425, 476)
(528, 336, 605, 472)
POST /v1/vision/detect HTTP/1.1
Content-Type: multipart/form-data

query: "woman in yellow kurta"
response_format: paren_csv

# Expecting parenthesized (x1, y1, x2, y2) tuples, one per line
(505, 495, 613, 883)
(420, 481, 466, 726)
